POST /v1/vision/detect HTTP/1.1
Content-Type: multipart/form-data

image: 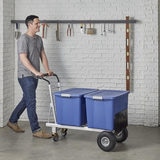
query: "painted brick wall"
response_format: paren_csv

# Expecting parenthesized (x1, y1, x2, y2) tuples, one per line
(3, 0, 15, 126)
(143, 0, 159, 126)
(159, 1, 160, 126)
(0, 0, 15, 127)
(0, 0, 3, 127)
(11, 0, 159, 126)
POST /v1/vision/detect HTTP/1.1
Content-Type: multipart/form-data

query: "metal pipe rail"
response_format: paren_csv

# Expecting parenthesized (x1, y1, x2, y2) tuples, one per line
(11, 19, 137, 24)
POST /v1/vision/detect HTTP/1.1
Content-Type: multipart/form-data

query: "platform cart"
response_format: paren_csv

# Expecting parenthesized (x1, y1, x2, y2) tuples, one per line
(40, 74, 129, 152)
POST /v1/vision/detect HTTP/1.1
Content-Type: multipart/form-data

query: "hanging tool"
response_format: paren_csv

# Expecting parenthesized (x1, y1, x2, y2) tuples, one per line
(67, 24, 71, 36)
(83, 24, 86, 34)
(101, 24, 106, 36)
(87, 23, 96, 35)
(71, 23, 74, 36)
(103, 24, 106, 36)
(41, 23, 45, 38)
(80, 24, 84, 33)
(80, 23, 86, 34)
(15, 23, 21, 39)
(41, 23, 49, 39)
(56, 23, 60, 41)
(108, 24, 115, 33)
(126, 16, 130, 91)
(101, 24, 103, 36)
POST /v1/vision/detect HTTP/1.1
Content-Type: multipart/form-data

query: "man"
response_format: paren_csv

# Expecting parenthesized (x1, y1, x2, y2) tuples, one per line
(7, 15, 53, 139)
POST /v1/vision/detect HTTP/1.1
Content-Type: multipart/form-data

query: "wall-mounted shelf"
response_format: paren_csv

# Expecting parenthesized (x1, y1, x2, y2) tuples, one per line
(11, 19, 137, 24)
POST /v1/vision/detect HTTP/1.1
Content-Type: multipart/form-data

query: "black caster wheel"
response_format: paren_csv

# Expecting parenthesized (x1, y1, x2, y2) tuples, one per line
(115, 128, 128, 143)
(61, 128, 68, 137)
(97, 131, 116, 152)
(52, 133, 59, 142)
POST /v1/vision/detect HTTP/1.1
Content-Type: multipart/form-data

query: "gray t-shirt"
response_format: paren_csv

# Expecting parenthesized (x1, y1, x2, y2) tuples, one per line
(17, 34, 44, 78)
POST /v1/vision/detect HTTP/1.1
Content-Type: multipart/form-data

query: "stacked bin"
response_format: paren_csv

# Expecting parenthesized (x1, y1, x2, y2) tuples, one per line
(54, 88, 97, 126)
(84, 90, 129, 131)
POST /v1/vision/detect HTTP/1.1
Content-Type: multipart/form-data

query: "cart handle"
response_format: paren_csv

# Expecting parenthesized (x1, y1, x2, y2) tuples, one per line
(36, 73, 60, 84)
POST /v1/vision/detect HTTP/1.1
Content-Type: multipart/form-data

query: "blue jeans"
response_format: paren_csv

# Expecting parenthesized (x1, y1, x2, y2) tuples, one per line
(9, 76, 40, 133)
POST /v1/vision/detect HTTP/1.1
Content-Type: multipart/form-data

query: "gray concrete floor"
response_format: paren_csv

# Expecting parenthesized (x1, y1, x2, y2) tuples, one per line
(0, 121, 160, 160)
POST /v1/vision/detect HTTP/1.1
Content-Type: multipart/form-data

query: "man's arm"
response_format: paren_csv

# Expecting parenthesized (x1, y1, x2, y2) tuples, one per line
(40, 49, 53, 75)
(19, 53, 43, 76)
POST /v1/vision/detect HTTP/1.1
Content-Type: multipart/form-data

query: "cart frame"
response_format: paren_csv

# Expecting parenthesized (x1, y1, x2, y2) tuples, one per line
(40, 74, 128, 152)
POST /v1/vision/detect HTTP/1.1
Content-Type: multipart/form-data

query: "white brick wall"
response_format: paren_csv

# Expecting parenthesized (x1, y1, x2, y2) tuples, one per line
(0, 0, 3, 127)
(0, 0, 15, 127)
(5, 0, 158, 126)
(3, 0, 15, 126)
(143, 0, 159, 126)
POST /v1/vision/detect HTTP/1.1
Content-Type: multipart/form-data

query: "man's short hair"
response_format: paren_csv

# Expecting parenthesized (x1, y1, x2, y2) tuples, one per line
(25, 15, 39, 27)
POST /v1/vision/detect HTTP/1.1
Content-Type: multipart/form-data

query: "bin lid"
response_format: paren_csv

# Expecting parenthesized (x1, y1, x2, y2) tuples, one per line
(84, 90, 129, 100)
(54, 88, 98, 98)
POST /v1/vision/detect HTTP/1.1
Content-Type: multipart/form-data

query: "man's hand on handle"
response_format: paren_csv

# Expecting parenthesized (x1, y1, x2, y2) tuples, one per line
(47, 70, 54, 76)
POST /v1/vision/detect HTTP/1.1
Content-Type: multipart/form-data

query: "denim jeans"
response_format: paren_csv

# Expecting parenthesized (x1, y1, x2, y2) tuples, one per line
(9, 76, 40, 132)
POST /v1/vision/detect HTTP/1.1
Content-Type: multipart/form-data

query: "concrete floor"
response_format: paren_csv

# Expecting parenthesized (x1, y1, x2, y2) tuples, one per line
(0, 121, 160, 160)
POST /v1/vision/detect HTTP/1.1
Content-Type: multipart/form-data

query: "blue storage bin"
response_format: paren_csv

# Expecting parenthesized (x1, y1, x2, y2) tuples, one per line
(84, 90, 129, 130)
(54, 88, 97, 126)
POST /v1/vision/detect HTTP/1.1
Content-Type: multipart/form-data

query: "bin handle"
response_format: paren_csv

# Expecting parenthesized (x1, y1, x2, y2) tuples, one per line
(92, 96, 103, 100)
(61, 93, 71, 97)
(36, 73, 60, 84)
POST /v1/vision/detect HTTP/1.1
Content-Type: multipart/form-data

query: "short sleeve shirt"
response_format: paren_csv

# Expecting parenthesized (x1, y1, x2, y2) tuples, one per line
(17, 34, 44, 78)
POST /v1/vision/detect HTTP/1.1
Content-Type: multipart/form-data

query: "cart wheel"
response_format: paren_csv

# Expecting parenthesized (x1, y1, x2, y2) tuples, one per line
(52, 133, 59, 142)
(115, 128, 128, 143)
(97, 131, 116, 152)
(61, 128, 68, 137)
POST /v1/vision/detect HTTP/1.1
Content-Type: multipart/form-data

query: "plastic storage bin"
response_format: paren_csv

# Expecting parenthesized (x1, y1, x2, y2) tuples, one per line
(54, 88, 97, 126)
(84, 90, 129, 130)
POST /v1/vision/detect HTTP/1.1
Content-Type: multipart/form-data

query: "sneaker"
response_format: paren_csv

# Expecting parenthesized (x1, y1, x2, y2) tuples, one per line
(7, 121, 25, 133)
(33, 130, 52, 139)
